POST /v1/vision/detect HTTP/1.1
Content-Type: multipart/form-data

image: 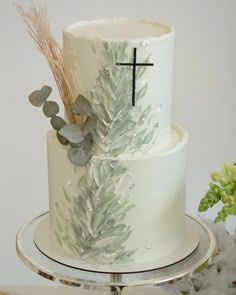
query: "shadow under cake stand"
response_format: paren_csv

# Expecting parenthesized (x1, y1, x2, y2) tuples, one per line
(16, 212, 216, 295)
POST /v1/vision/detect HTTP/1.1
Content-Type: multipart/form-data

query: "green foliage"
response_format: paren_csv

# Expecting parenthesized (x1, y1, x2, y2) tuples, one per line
(55, 159, 136, 263)
(28, 86, 96, 166)
(83, 114, 98, 135)
(58, 124, 84, 144)
(42, 101, 59, 117)
(198, 161, 236, 222)
(29, 42, 159, 161)
(68, 146, 91, 166)
(50, 116, 66, 131)
(71, 95, 93, 116)
(56, 132, 69, 146)
(90, 42, 159, 156)
(28, 85, 52, 106)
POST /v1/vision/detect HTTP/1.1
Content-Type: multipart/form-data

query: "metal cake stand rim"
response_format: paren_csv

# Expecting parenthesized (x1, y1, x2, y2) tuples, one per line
(16, 211, 216, 291)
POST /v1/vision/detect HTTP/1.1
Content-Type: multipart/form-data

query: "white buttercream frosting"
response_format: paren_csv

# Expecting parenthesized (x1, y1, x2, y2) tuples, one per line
(63, 18, 175, 154)
(47, 124, 188, 262)
(64, 18, 173, 40)
(46, 18, 189, 264)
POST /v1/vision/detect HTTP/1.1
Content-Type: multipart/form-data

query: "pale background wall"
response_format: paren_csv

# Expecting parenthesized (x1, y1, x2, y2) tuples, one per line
(0, 0, 235, 288)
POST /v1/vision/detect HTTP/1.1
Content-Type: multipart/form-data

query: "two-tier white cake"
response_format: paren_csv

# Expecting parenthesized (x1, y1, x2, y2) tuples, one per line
(35, 18, 198, 272)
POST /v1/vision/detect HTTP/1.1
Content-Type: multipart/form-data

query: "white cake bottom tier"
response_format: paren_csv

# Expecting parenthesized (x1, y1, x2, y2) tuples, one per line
(47, 124, 188, 264)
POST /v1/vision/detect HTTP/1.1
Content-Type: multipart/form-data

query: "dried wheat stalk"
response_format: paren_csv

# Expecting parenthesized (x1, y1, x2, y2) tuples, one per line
(17, 3, 82, 124)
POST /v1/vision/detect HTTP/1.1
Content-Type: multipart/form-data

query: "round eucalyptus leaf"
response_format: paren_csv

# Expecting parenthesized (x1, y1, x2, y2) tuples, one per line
(68, 147, 90, 166)
(56, 132, 69, 146)
(70, 133, 93, 148)
(81, 139, 92, 151)
(69, 142, 81, 148)
(81, 135, 93, 150)
(51, 116, 66, 131)
(58, 124, 84, 144)
(28, 86, 52, 107)
(85, 133, 93, 142)
(83, 114, 98, 134)
(43, 101, 59, 117)
(71, 95, 92, 116)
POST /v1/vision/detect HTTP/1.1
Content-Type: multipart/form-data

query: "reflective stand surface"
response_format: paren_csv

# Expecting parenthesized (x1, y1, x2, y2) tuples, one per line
(16, 212, 216, 294)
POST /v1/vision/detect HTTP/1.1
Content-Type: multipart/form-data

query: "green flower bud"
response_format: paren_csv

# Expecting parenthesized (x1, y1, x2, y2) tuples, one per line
(220, 176, 228, 186)
(220, 190, 227, 198)
(200, 197, 209, 204)
(233, 190, 236, 199)
(231, 166, 236, 180)
(199, 160, 236, 223)
(209, 182, 220, 192)
(229, 207, 236, 215)
(225, 183, 235, 195)
(222, 161, 231, 173)
(211, 172, 222, 182)
(222, 206, 230, 214)
(229, 195, 235, 203)
(221, 195, 229, 204)
(198, 203, 207, 212)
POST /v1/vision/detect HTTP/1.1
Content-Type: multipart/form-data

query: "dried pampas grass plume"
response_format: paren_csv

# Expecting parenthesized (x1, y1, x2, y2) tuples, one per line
(17, 3, 81, 124)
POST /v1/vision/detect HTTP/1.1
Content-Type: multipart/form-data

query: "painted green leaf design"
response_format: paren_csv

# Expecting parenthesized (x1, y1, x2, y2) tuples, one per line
(100, 225, 126, 238)
(55, 159, 136, 263)
(129, 135, 142, 150)
(42, 101, 59, 117)
(90, 161, 102, 187)
(138, 105, 152, 125)
(55, 218, 63, 233)
(136, 83, 148, 102)
(50, 116, 66, 131)
(99, 196, 119, 215)
(136, 55, 151, 79)
(115, 249, 135, 262)
(93, 103, 111, 123)
(92, 235, 119, 248)
(28, 85, 52, 107)
(109, 134, 130, 150)
(71, 95, 92, 116)
(90, 42, 160, 156)
(104, 119, 132, 144)
(54, 231, 63, 247)
(143, 128, 155, 144)
(53, 42, 162, 263)
(58, 124, 84, 144)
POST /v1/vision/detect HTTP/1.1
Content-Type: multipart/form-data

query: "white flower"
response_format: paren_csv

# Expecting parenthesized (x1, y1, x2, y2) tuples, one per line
(200, 216, 236, 267)
(165, 217, 236, 295)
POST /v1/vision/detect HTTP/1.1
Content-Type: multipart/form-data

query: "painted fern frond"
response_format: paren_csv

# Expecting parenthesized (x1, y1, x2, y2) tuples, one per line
(90, 42, 160, 156)
(54, 158, 136, 263)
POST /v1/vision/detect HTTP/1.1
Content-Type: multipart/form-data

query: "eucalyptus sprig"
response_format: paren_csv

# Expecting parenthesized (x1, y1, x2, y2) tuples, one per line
(28, 86, 97, 166)
(198, 160, 236, 222)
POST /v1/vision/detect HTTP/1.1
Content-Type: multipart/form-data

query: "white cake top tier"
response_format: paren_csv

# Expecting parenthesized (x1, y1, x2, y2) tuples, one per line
(64, 18, 172, 39)
(63, 18, 175, 156)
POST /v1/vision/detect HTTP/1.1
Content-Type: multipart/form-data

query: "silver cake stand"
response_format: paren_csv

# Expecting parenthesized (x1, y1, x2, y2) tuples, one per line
(16, 212, 216, 295)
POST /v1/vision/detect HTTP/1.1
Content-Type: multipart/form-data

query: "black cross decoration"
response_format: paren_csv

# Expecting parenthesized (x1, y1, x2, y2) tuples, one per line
(116, 47, 154, 106)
